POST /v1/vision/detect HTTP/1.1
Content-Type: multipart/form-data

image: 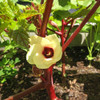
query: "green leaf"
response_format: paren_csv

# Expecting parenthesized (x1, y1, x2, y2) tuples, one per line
(15, 57, 20, 64)
(0, 70, 5, 76)
(38, 2, 46, 14)
(87, 55, 94, 60)
(0, 0, 21, 34)
(28, 24, 36, 31)
(96, 6, 100, 13)
(70, 0, 77, 6)
(53, 10, 70, 20)
(0, 0, 18, 3)
(94, 14, 100, 22)
(1, 78, 6, 83)
(2, 58, 10, 65)
(52, 0, 71, 11)
(0, 58, 10, 66)
(9, 60, 14, 65)
(4, 45, 15, 52)
(18, 8, 40, 20)
(0, 61, 4, 66)
(9, 64, 15, 68)
(0, 1, 15, 19)
(9, 0, 18, 3)
(0, 20, 9, 34)
(53, 4, 89, 20)
(0, 40, 9, 47)
(96, 40, 100, 44)
(33, 0, 43, 4)
(68, 7, 89, 19)
(77, 0, 93, 7)
(7, 20, 29, 49)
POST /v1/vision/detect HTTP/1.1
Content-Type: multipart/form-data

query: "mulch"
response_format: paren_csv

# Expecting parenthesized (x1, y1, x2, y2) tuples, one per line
(0, 47, 100, 100)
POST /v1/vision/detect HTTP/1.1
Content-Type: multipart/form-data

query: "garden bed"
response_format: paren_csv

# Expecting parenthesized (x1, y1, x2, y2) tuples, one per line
(0, 46, 100, 100)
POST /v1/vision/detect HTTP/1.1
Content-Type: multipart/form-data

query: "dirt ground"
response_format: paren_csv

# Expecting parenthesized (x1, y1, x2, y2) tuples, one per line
(0, 46, 100, 100)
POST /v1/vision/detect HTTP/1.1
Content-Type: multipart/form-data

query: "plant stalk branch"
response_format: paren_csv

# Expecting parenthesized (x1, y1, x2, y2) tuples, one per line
(40, 0, 53, 37)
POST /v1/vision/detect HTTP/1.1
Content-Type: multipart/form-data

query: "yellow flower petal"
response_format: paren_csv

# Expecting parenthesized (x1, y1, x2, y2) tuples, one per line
(26, 34, 62, 69)
(26, 44, 36, 64)
(29, 35, 42, 45)
(46, 34, 62, 63)
(30, 35, 50, 46)
(33, 43, 62, 69)
(45, 34, 60, 47)
(34, 54, 53, 69)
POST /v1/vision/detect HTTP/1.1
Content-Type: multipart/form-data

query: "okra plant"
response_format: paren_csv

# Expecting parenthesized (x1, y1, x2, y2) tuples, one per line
(0, 0, 100, 100)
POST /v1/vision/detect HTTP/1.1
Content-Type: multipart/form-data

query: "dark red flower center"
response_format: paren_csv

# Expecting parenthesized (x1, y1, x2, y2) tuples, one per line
(42, 47, 54, 58)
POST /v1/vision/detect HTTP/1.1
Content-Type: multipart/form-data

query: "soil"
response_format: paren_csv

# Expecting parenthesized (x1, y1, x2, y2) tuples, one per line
(0, 46, 100, 100)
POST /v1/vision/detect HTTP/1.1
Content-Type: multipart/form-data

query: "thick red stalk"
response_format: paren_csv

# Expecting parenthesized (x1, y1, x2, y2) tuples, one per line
(61, 19, 65, 45)
(39, 0, 60, 99)
(40, 0, 53, 37)
(44, 66, 58, 100)
(62, 1, 100, 52)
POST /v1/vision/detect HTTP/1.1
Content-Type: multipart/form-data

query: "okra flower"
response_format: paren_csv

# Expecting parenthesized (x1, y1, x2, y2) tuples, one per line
(26, 34, 62, 69)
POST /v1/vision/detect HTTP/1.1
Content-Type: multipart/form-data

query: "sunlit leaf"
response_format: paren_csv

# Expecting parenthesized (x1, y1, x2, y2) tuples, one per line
(18, 9, 40, 20)
(15, 57, 20, 64)
(7, 20, 29, 49)
(0, 70, 5, 76)
(52, 0, 71, 11)
(0, 21, 9, 34)
(77, 0, 93, 7)
(68, 7, 89, 19)
(70, 0, 77, 6)
(87, 55, 94, 60)
(94, 15, 100, 22)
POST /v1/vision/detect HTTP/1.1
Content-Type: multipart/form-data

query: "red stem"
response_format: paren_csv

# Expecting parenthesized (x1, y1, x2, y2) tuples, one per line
(44, 66, 58, 100)
(39, 0, 59, 99)
(65, 18, 73, 26)
(62, 0, 100, 52)
(31, 2, 37, 10)
(61, 19, 66, 77)
(47, 27, 62, 36)
(65, 19, 74, 39)
(40, 0, 53, 37)
(61, 19, 65, 44)
(41, 0, 44, 4)
(4, 29, 9, 33)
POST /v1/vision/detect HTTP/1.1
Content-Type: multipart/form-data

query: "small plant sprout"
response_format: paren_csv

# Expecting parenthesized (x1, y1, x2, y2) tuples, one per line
(85, 23, 100, 67)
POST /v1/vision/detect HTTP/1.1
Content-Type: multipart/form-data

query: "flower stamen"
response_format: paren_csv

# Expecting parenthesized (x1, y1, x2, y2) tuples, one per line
(42, 47, 54, 58)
